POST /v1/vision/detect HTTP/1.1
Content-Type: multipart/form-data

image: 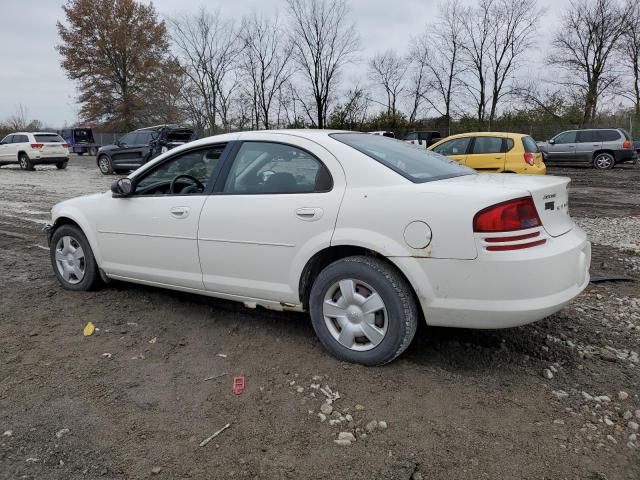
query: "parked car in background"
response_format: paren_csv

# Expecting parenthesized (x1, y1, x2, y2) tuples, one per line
(537, 128, 636, 170)
(59, 127, 101, 156)
(633, 140, 640, 156)
(96, 124, 194, 175)
(429, 132, 546, 174)
(46, 130, 589, 366)
(403, 131, 441, 148)
(369, 131, 395, 138)
(0, 132, 69, 170)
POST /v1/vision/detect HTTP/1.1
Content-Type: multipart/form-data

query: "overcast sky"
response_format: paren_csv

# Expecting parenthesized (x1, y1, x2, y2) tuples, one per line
(0, 0, 570, 127)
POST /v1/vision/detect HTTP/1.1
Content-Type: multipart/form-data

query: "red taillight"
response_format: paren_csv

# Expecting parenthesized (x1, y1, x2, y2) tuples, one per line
(30, 143, 44, 149)
(623, 140, 631, 149)
(62, 143, 70, 148)
(523, 152, 534, 165)
(473, 196, 542, 232)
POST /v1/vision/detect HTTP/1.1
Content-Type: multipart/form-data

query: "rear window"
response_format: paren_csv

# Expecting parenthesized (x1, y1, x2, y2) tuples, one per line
(331, 133, 474, 183)
(619, 129, 631, 141)
(522, 136, 539, 153)
(34, 134, 65, 143)
(598, 130, 622, 142)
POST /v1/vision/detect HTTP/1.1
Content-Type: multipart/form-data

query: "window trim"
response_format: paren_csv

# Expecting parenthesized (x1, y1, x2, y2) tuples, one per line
(129, 142, 231, 197)
(213, 140, 334, 196)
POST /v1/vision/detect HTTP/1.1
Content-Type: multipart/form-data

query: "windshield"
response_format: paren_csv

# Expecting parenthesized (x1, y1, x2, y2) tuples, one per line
(34, 134, 65, 143)
(331, 133, 475, 182)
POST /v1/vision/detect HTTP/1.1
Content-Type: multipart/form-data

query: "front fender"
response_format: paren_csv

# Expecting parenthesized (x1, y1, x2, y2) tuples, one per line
(51, 201, 103, 266)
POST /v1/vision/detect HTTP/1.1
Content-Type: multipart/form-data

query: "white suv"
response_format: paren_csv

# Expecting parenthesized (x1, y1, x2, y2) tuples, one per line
(0, 132, 70, 170)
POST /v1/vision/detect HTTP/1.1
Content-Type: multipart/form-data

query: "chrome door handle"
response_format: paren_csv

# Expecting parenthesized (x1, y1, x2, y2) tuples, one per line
(295, 207, 323, 221)
(170, 206, 190, 218)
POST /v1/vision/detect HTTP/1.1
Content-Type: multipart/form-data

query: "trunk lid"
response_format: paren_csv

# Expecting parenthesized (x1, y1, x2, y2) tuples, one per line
(444, 174, 574, 237)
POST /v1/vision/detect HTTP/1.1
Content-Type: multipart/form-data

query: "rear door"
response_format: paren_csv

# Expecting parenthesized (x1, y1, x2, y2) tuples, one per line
(575, 130, 600, 163)
(465, 136, 505, 171)
(431, 137, 471, 165)
(197, 133, 346, 304)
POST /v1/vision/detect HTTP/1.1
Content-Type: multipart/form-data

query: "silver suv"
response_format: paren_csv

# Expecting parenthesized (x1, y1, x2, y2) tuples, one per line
(538, 128, 636, 170)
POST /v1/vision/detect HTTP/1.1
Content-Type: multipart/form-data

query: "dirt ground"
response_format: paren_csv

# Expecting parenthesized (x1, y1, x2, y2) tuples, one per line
(1, 157, 639, 480)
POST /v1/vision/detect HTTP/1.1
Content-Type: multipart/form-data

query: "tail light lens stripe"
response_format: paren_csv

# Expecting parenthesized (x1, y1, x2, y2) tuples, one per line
(484, 231, 540, 243)
(486, 239, 546, 251)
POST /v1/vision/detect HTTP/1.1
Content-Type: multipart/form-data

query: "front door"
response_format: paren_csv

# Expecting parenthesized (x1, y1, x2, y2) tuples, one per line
(197, 134, 346, 304)
(0, 135, 14, 162)
(546, 131, 577, 163)
(431, 137, 471, 166)
(96, 144, 227, 289)
(465, 136, 506, 172)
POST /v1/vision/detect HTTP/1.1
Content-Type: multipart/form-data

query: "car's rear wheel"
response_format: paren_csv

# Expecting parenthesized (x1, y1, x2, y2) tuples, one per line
(98, 155, 113, 175)
(50, 224, 102, 291)
(89, 147, 98, 156)
(593, 153, 614, 170)
(56, 162, 67, 170)
(309, 255, 418, 366)
(18, 153, 34, 171)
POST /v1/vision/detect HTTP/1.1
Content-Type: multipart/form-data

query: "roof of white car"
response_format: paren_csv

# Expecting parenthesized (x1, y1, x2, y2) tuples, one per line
(10, 131, 58, 135)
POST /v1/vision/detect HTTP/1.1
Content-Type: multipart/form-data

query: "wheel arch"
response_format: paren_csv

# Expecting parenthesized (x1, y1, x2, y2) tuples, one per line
(298, 245, 424, 317)
(50, 210, 103, 266)
(593, 149, 615, 160)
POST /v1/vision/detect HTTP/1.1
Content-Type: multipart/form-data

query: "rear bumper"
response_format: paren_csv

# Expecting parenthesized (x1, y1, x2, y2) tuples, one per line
(32, 156, 69, 164)
(393, 226, 590, 329)
(615, 149, 637, 164)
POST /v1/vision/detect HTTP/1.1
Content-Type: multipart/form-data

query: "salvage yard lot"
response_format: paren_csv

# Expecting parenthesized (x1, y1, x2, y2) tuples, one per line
(1, 157, 639, 479)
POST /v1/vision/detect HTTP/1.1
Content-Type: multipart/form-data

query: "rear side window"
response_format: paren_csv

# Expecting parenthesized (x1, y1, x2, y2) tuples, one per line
(471, 137, 503, 154)
(405, 132, 418, 141)
(619, 129, 631, 141)
(576, 130, 599, 142)
(34, 134, 65, 143)
(433, 137, 471, 155)
(503, 138, 514, 152)
(598, 130, 622, 142)
(331, 133, 474, 183)
(135, 132, 153, 144)
(13, 135, 29, 143)
(223, 142, 333, 194)
(522, 136, 539, 153)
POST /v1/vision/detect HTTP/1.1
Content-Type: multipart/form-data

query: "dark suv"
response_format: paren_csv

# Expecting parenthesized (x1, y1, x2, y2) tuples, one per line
(96, 125, 194, 175)
(538, 128, 636, 170)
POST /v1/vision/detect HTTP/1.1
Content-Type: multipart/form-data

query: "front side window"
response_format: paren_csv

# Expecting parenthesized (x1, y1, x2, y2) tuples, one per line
(332, 133, 474, 183)
(0, 135, 12, 144)
(433, 137, 471, 155)
(134, 145, 225, 195)
(223, 142, 332, 194)
(471, 136, 504, 154)
(554, 131, 576, 144)
(118, 133, 136, 145)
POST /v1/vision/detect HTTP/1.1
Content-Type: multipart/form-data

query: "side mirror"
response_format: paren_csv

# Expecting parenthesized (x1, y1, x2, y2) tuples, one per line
(548, 139, 555, 145)
(111, 178, 133, 197)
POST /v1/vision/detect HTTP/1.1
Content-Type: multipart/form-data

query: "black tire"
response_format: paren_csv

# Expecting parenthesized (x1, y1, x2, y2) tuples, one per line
(50, 224, 102, 291)
(309, 255, 419, 366)
(18, 153, 34, 171)
(98, 155, 113, 175)
(77, 152, 84, 156)
(89, 147, 98, 156)
(593, 152, 614, 170)
(56, 162, 68, 170)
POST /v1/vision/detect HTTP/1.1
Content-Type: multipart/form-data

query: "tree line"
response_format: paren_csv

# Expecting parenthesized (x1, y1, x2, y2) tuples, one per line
(7, 0, 638, 138)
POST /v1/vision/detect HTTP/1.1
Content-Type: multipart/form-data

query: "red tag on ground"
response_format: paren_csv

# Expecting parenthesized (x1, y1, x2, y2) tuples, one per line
(232, 376, 245, 395)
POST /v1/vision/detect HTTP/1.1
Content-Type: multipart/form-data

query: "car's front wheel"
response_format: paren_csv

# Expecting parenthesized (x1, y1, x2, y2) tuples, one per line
(593, 152, 614, 170)
(98, 155, 113, 175)
(19, 154, 34, 170)
(309, 255, 418, 366)
(50, 224, 102, 291)
(56, 162, 67, 170)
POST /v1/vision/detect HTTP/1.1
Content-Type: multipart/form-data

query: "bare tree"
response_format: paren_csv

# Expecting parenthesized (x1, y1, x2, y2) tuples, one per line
(286, 0, 359, 128)
(550, 0, 632, 125)
(240, 12, 294, 129)
(369, 50, 407, 116)
(411, 0, 466, 133)
(168, 9, 242, 135)
(620, 1, 640, 117)
(329, 85, 371, 129)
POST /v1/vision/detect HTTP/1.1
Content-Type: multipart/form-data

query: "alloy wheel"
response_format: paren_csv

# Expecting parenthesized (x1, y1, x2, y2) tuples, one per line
(594, 154, 612, 169)
(322, 278, 388, 351)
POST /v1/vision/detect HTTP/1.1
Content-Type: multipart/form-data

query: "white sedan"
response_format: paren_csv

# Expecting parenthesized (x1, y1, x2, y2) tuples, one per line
(46, 130, 591, 365)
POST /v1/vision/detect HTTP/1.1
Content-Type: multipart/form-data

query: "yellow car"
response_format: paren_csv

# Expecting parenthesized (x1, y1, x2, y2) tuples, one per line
(428, 132, 546, 174)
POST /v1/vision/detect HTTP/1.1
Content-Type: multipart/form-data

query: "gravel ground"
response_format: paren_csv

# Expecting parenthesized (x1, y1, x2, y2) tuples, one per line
(0, 158, 639, 479)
